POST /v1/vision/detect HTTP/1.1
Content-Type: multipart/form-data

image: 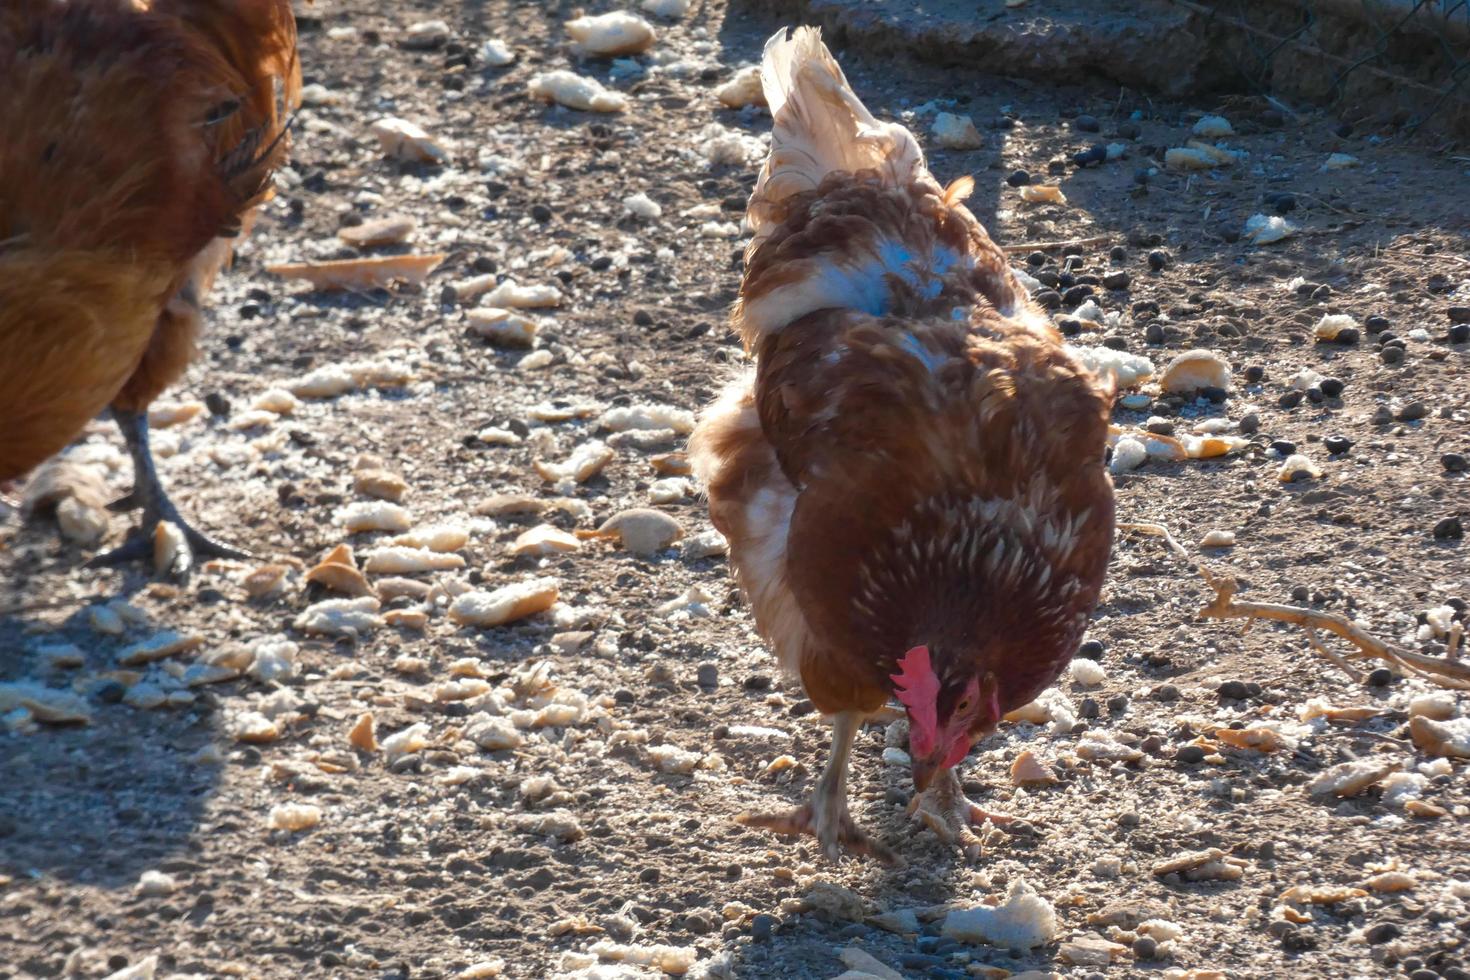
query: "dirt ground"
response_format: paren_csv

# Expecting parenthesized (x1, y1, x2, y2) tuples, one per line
(3, 1, 1470, 978)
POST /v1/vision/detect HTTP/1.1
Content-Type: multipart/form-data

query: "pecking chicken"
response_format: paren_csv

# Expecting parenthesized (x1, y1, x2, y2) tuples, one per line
(690, 27, 1116, 862)
(0, 0, 300, 572)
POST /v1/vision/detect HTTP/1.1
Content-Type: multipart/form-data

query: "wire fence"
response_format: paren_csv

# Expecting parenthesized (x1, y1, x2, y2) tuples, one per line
(1168, 0, 1470, 136)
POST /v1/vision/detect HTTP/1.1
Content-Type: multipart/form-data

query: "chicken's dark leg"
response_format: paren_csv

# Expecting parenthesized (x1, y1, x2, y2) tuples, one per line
(737, 710, 896, 864)
(87, 407, 249, 574)
(906, 766, 1015, 861)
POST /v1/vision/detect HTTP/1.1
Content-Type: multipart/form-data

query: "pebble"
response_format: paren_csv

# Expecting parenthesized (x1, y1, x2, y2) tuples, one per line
(1238, 412, 1261, 434)
(1397, 401, 1429, 422)
(1366, 314, 1390, 332)
(1006, 169, 1031, 186)
(1450, 324, 1470, 344)
(1217, 680, 1250, 700)
(696, 663, 719, 688)
(1078, 639, 1105, 660)
(1278, 390, 1304, 409)
(1102, 270, 1131, 290)
(1382, 346, 1405, 365)
(1320, 377, 1345, 397)
(1063, 284, 1094, 307)
(93, 679, 126, 704)
(1324, 436, 1353, 455)
(1367, 667, 1395, 687)
(1147, 249, 1169, 271)
(750, 913, 778, 941)
(1132, 936, 1158, 959)
(1177, 745, 1206, 764)
(1449, 306, 1470, 324)
(1073, 144, 1107, 167)
(1107, 694, 1130, 713)
(1444, 453, 1468, 473)
(1270, 440, 1297, 456)
(1364, 922, 1401, 944)
(1074, 113, 1101, 132)
(1243, 365, 1265, 383)
(1434, 517, 1463, 540)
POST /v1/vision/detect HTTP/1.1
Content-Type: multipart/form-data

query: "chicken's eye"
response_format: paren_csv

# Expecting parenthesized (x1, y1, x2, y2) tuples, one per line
(955, 698, 971, 714)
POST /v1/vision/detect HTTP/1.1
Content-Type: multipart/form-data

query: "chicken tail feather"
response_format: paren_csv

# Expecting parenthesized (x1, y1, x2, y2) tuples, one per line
(747, 27, 926, 248)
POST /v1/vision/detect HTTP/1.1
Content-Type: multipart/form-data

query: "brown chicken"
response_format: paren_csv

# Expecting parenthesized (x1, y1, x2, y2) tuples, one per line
(690, 27, 1116, 861)
(0, 0, 300, 570)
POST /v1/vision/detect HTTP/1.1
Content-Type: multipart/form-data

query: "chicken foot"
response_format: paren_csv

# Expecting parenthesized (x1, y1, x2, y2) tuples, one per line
(907, 767, 1014, 861)
(737, 710, 897, 865)
(88, 407, 250, 574)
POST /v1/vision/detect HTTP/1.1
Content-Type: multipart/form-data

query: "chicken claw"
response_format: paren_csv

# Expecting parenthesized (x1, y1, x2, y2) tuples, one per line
(907, 768, 1015, 861)
(738, 802, 897, 865)
(87, 408, 250, 575)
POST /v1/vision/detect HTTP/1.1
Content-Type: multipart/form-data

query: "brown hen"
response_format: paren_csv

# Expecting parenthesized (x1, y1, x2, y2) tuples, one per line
(690, 27, 1115, 861)
(0, 0, 300, 573)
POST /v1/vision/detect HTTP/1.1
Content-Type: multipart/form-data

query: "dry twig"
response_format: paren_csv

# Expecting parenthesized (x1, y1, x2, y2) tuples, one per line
(1000, 235, 1111, 254)
(1118, 522, 1470, 691)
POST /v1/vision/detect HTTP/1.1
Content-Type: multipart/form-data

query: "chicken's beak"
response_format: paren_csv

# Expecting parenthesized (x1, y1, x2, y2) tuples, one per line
(910, 752, 943, 793)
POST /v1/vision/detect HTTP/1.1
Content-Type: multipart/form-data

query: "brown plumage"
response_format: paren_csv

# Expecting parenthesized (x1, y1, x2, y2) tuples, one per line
(0, 0, 299, 570)
(690, 27, 1115, 861)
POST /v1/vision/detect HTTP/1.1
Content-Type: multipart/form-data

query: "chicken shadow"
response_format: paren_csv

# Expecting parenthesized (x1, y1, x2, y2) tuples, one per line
(0, 561, 223, 891)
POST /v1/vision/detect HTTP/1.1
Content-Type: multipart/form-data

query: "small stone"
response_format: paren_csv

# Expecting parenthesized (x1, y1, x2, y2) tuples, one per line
(1102, 270, 1131, 290)
(1144, 322, 1165, 345)
(530, 203, 553, 222)
(1073, 144, 1107, 167)
(1382, 346, 1405, 365)
(696, 663, 718, 688)
(1450, 324, 1470, 344)
(1443, 453, 1468, 473)
(1147, 249, 1169, 271)
(1177, 745, 1206, 764)
(1434, 516, 1463, 540)
(1324, 436, 1353, 455)
(1132, 935, 1158, 959)
(1449, 306, 1470, 324)
(93, 679, 126, 704)
(1079, 697, 1100, 719)
(1367, 667, 1395, 687)
(1217, 680, 1250, 699)
(1320, 377, 1345, 397)
(1365, 922, 1402, 944)
(1270, 440, 1297, 456)
(1278, 390, 1303, 409)
(1073, 113, 1101, 132)
(1078, 639, 1105, 660)
(1238, 412, 1261, 433)
(1006, 169, 1032, 187)
(1107, 694, 1129, 713)
(1366, 314, 1391, 332)
(1243, 365, 1265, 383)
(1397, 401, 1429, 421)
(750, 913, 778, 941)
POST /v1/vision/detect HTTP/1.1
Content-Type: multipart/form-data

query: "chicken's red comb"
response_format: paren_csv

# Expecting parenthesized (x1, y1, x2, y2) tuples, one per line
(892, 645, 939, 752)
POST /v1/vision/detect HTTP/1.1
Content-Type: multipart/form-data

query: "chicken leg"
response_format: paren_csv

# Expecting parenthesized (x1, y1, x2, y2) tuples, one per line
(906, 766, 1015, 860)
(737, 710, 896, 864)
(87, 407, 249, 574)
